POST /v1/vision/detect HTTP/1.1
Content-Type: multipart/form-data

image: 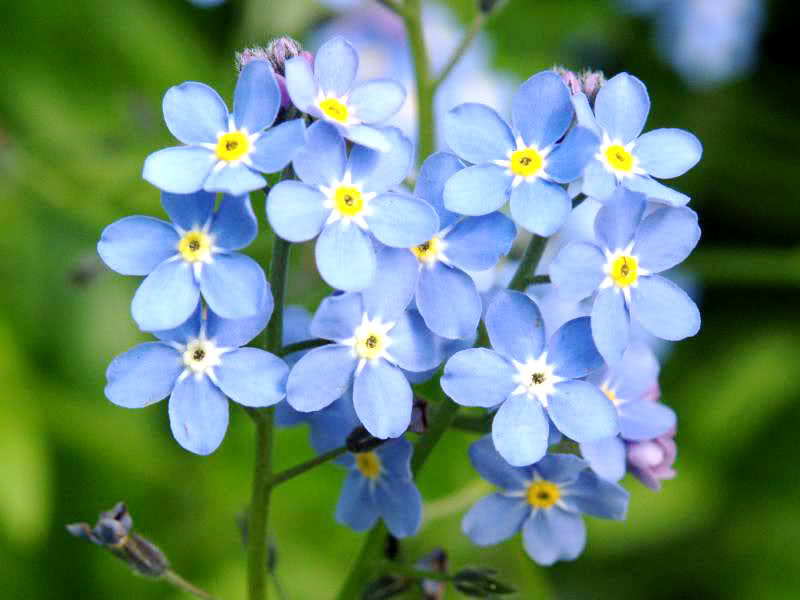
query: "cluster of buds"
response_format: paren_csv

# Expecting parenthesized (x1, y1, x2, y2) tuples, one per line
(554, 65, 607, 105)
(236, 37, 314, 108)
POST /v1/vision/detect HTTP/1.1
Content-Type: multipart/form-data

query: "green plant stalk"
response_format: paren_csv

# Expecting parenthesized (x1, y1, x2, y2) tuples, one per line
(162, 569, 219, 600)
(508, 235, 547, 291)
(334, 524, 388, 600)
(279, 338, 330, 356)
(402, 0, 435, 166)
(432, 12, 487, 90)
(268, 446, 347, 487)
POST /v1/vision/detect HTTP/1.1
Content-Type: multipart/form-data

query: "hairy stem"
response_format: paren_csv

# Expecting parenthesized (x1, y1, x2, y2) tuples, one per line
(269, 446, 347, 487)
(163, 569, 219, 600)
(508, 235, 547, 291)
(402, 0, 435, 165)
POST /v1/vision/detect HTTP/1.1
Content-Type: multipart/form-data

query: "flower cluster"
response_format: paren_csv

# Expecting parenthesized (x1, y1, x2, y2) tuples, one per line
(99, 32, 701, 571)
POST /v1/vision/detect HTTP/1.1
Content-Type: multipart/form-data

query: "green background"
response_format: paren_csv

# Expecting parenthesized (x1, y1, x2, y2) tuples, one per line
(1, 0, 798, 598)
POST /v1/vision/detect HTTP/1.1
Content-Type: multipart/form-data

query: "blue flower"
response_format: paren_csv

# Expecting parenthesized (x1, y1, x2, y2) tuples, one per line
(549, 187, 701, 364)
(373, 152, 516, 339)
(442, 71, 598, 236)
(98, 191, 268, 332)
(104, 302, 287, 455)
(286, 290, 442, 439)
(267, 121, 439, 291)
(442, 290, 618, 467)
(284, 36, 406, 152)
(142, 60, 306, 196)
(462, 437, 628, 566)
(572, 72, 702, 205)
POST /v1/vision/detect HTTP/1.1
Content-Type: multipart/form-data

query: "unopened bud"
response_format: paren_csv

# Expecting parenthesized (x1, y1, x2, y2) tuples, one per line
(409, 396, 429, 434)
(346, 426, 386, 453)
(478, 0, 503, 14)
(453, 567, 515, 597)
(236, 37, 313, 110)
(362, 575, 412, 600)
(553, 66, 606, 105)
(416, 548, 448, 600)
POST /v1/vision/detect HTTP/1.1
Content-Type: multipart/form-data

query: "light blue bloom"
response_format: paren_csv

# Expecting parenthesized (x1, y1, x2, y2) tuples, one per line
(462, 437, 628, 566)
(373, 152, 516, 339)
(442, 71, 598, 236)
(143, 60, 306, 196)
(98, 191, 268, 332)
(442, 290, 617, 467)
(286, 290, 442, 439)
(104, 301, 287, 455)
(549, 187, 701, 364)
(572, 72, 702, 205)
(284, 36, 406, 151)
(267, 121, 439, 291)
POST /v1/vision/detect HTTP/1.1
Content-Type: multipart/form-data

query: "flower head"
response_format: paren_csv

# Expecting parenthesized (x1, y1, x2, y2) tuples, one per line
(627, 431, 677, 490)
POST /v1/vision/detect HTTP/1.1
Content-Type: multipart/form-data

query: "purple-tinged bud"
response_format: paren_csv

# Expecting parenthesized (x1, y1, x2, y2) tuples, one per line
(409, 396, 429, 434)
(627, 431, 677, 491)
(478, 0, 504, 14)
(236, 37, 314, 109)
(553, 66, 606, 105)
(416, 548, 448, 600)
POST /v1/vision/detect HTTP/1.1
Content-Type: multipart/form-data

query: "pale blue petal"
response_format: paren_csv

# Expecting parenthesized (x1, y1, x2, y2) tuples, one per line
(511, 71, 573, 148)
(549, 242, 605, 302)
(492, 394, 549, 467)
(316, 223, 376, 291)
(571, 93, 602, 137)
(362, 246, 418, 321)
(348, 79, 406, 124)
(468, 436, 530, 491)
(581, 159, 617, 200)
(354, 361, 412, 438)
(611, 341, 660, 401)
(214, 348, 288, 407)
(387, 310, 440, 372)
(105, 343, 181, 408)
(443, 164, 510, 216)
(441, 348, 516, 408)
(153, 305, 202, 345)
(233, 60, 280, 133)
(619, 400, 676, 441)
(417, 263, 481, 339)
(315, 37, 358, 97)
(580, 437, 627, 482)
(206, 292, 273, 347)
(285, 56, 318, 111)
(336, 471, 379, 531)
(200, 253, 266, 319)
(142, 146, 215, 194)
(310, 292, 363, 341)
(414, 152, 463, 229)
(534, 454, 589, 485)
(375, 479, 422, 538)
(485, 290, 546, 363)
(624, 174, 690, 206)
(283, 305, 312, 346)
(549, 380, 618, 443)
(444, 103, 514, 164)
(375, 438, 413, 480)
(162, 82, 227, 144)
(203, 163, 266, 196)
(545, 126, 600, 183)
(522, 508, 586, 566)
(292, 121, 346, 186)
(249, 119, 306, 173)
(634, 128, 702, 178)
(591, 288, 630, 365)
(168, 375, 229, 455)
(342, 125, 391, 152)
(594, 73, 650, 143)
(211, 194, 257, 250)
(509, 179, 570, 236)
(287, 345, 356, 411)
(462, 494, 529, 545)
(98, 217, 178, 276)
(266, 181, 328, 242)
(594, 187, 646, 251)
(548, 317, 603, 378)
(366, 193, 439, 248)
(633, 206, 700, 273)
(348, 128, 412, 194)
(310, 393, 359, 453)
(564, 470, 628, 519)
(161, 191, 214, 231)
(132, 260, 199, 331)
(630, 275, 700, 340)
(443, 213, 516, 272)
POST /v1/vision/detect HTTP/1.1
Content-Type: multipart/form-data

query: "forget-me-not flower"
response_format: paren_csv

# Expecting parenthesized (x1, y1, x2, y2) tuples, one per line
(572, 72, 702, 205)
(267, 121, 439, 291)
(143, 60, 306, 196)
(442, 71, 598, 236)
(462, 437, 628, 566)
(285, 36, 406, 151)
(98, 191, 268, 332)
(443, 290, 618, 466)
(549, 187, 701, 364)
(104, 301, 288, 455)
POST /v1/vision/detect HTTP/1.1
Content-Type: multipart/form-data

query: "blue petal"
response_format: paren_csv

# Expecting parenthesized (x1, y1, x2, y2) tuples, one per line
(580, 437, 627, 482)
(153, 305, 202, 345)
(362, 246, 419, 322)
(468, 436, 531, 491)
(594, 73, 650, 143)
(214, 348, 288, 407)
(142, 146, 215, 194)
(348, 128, 412, 194)
(634, 128, 702, 178)
(266, 181, 328, 242)
(98, 216, 178, 276)
(442, 348, 516, 408)
(309, 393, 359, 453)
(485, 290, 546, 363)
(233, 59, 280, 133)
(443, 164, 510, 216)
(342, 124, 392, 152)
(534, 453, 589, 485)
(285, 56, 318, 112)
(348, 79, 406, 124)
(315, 37, 358, 97)
(548, 317, 603, 378)
(105, 343, 181, 408)
(417, 263, 481, 339)
(522, 508, 586, 566)
(375, 479, 422, 538)
(492, 394, 549, 466)
(287, 344, 356, 411)
(375, 437, 413, 480)
(316, 223, 376, 291)
(161, 191, 214, 231)
(199, 253, 266, 319)
(162, 82, 227, 145)
(619, 400, 676, 441)
(387, 309, 441, 372)
(509, 179, 570, 236)
(549, 380, 619, 443)
(633, 206, 700, 273)
(443, 213, 516, 272)
(610, 341, 660, 401)
(366, 193, 439, 248)
(591, 288, 630, 365)
(630, 275, 700, 340)
(292, 121, 346, 186)
(283, 305, 313, 346)
(549, 242, 605, 302)
(594, 186, 647, 251)
(414, 152, 463, 229)
(210, 194, 258, 250)
(571, 93, 602, 137)
(132, 260, 199, 331)
(168, 375, 229, 455)
(581, 159, 617, 200)
(444, 103, 514, 164)
(310, 292, 363, 341)
(249, 119, 306, 173)
(275, 401, 309, 428)
(203, 163, 266, 196)
(462, 493, 529, 545)
(511, 71, 573, 148)
(353, 361, 412, 438)
(624, 175, 690, 206)
(206, 292, 273, 347)
(546, 126, 600, 183)
(335, 471, 379, 531)
(563, 470, 628, 519)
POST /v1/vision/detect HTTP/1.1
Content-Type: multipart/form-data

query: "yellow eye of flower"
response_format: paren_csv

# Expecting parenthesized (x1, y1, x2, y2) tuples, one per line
(215, 131, 250, 161)
(604, 144, 634, 172)
(319, 98, 349, 123)
(601, 383, 620, 406)
(355, 452, 381, 479)
(179, 231, 212, 263)
(355, 332, 385, 360)
(334, 186, 365, 217)
(609, 255, 639, 287)
(510, 148, 544, 177)
(526, 480, 561, 509)
(410, 236, 442, 263)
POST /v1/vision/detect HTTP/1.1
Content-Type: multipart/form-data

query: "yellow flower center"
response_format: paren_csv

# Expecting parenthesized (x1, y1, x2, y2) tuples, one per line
(178, 231, 212, 263)
(410, 236, 443, 263)
(609, 255, 639, 287)
(605, 144, 634, 172)
(355, 331, 385, 360)
(319, 98, 350, 123)
(215, 131, 250, 161)
(526, 480, 561, 509)
(355, 452, 382, 479)
(510, 148, 544, 177)
(601, 383, 620, 406)
(334, 186, 365, 217)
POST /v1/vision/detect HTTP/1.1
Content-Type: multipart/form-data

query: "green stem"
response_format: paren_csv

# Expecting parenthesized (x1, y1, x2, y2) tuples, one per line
(411, 390, 459, 475)
(162, 570, 219, 600)
(451, 413, 492, 434)
(268, 446, 347, 487)
(432, 12, 486, 91)
(402, 0, 435, 165)
(334, 524, 388, 600)
(385, 563, 451, 582)
(508, 235, 547, 292)
(280, 338, 330, 356)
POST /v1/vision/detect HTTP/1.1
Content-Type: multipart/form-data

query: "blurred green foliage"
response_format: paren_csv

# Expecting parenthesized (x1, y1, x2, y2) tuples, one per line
(1, 0, 798, 598)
